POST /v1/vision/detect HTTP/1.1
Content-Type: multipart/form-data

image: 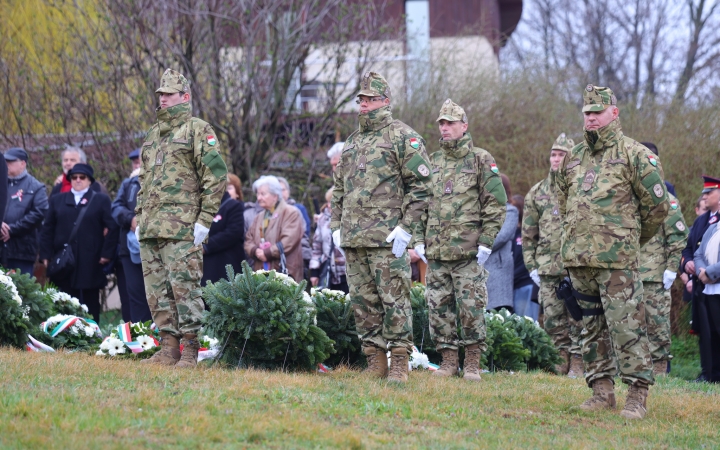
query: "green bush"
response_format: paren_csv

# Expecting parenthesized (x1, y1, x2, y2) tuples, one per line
(202, 262, 334, 371)
(312, 288, 362, 367)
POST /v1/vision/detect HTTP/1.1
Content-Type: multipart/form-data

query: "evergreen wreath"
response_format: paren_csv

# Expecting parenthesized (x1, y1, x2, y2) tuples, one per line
(0, 271, 30, 348)
(409, 283, 441, 364)
(202, 262, 334, 371)
(312, 288, 361, 367)
(483, 309, 531, 371)
(8, 270, 53, 328)
(504, 310, 562, 372)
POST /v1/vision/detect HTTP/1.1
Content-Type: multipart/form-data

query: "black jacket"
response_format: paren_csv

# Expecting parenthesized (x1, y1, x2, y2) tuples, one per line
(40, 189, 118, 290)
(2, 171, 48, 262)
(202, 192, 246, 285)
(111, 174, 140, 258)
(512, 227, 533, 290)
(681, 210, 717, 273)
(0, 163, 7, 225)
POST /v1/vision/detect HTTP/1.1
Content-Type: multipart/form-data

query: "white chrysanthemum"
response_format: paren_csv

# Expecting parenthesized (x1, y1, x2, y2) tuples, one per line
(493, 314, 504, 323)
(136, 335, 155, 351)
(107, 338, 126, 356)
(81, 304, 89, 313)
(69, 297, 81, 307)
(410, 350, 430, 369)
(0, 272, 23, 306)
(99, 339, 111, 350)
(84, 326, 95, 337)
(302, 291, 313, 305)
(206, 337, 219, 349)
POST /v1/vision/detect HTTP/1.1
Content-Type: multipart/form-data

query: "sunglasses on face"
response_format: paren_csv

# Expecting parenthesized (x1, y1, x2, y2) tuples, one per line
(71, 175, 87, 181)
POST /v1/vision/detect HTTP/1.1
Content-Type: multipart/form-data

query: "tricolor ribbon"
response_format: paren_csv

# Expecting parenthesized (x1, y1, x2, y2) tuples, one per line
(116, 322, 144, 353)
(317, 363, 330, 373)
(26, 335, 55, 352)
(41, 316, 100, 337)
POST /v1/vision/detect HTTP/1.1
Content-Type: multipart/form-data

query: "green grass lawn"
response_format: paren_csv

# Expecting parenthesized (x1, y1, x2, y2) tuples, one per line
(1, 348, 718, 449)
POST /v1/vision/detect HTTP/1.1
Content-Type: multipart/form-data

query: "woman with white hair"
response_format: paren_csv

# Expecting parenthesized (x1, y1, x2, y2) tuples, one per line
(244, 175, 304, 281)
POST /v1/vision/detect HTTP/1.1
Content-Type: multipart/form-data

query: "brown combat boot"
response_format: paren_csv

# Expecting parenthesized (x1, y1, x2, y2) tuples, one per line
(567, 354, 584, 379)
(141, 332, 181, 366)
(579, 378, 616, 411)
(555, 349, 570, 375)
(653, 360, 668, 377)
(620, 384, 648, 420)
(462, 344, 482, 382)
(387, 347, 409, 383)
(433, 348, 459, 377)
(175, 334, 200, 369)
(362, 346, 388, 379)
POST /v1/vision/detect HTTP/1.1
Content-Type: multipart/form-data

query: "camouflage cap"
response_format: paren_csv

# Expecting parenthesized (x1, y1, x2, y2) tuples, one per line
(551, 133, 574, 153)
(156, 69, 190, 94)
(357, 72, 391, 100)
(582, 85, 616, 112)
(436, 98, 468, 123)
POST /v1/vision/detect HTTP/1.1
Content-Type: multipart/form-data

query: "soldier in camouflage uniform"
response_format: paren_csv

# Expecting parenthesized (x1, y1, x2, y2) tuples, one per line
(523, 133, 584, 377)
(638, 192, 688, 375)
(331, 72, 432, 383)
(425, 99, 506, 381)
(556, 85, 669, 419)
(136, 69, 228, 368)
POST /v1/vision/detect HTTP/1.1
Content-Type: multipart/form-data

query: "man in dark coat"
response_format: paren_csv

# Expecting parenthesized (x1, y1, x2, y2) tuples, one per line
(202, 190, 246, 285)
(111, 149, 151, 323)
(681, 175, 720, 382)
(2, 148, 48, 275)
(49, 147, 107, 198)
(40, 163, 118, 322)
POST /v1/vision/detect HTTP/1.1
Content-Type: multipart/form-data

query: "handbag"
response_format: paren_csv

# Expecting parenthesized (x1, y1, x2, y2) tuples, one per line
(317, 240, 335, 289)
(276, 241, 289, 275)
(47, 192, 95, 278)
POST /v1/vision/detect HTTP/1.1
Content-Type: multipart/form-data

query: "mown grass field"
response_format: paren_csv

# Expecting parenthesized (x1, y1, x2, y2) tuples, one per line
(1, 348, 718, 449)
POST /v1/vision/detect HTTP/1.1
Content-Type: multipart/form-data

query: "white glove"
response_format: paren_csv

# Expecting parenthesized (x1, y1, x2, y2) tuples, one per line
(414, 244, 428, 264)
(386, 226, 412, 258)
(332, 230, 341, 247)
(530, 269, 541, 286)
(663, 270, 677, 290)
(193, 223, 210, 247)
(135, 226, 140, 242)
(476, 245, 491, 266)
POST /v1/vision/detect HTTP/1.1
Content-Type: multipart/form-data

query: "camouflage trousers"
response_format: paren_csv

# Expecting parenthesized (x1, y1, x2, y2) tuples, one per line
(643, 281, 672, 362)
(568, 267, 654, 387)
(427, 258, 487, 352)
(139, 238, 205, 337)
(540, 275, 582, 356)
(345, 247, 413, 352)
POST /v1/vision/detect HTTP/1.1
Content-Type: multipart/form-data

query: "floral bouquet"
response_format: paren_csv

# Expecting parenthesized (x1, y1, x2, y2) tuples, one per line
(28, 314, 103, 351)
(96, 321, 159, 358)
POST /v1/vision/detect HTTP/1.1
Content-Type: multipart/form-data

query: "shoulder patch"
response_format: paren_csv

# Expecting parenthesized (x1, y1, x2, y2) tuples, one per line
(486, 176, 508, 205)
(566, 159, 581, 170)
(670, 199, 678, 210)
(676, 221, 686, 232)
(653, 183, 664, 198)
(406, 153, 431, 179)
(409, 137, 420, 149)
(207, 135, 217, 146)
(648, 154, 657, 166)
(489, 163, 499, 174)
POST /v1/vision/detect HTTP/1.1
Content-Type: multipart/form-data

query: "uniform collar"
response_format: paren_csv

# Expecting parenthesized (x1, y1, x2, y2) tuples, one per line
(439, 133, 472, 159)
(358, 105, 393, 132)
(583, 117, 624, 153)
(156, 102, 191, 135)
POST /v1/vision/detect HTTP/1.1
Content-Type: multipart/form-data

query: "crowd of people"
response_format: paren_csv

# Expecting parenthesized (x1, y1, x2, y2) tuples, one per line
(2, 68, 719, 421)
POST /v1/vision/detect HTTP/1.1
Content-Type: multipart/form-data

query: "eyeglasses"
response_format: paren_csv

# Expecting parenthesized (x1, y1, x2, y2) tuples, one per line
(355, 96, 385, 105)
(71, 175, 87, 181)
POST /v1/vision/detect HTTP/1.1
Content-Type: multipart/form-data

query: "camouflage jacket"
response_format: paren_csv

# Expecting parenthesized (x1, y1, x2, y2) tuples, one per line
(331, 106, 432, 248)
(424, 133, 507, 261)
(556, 118, 669, 269)
(522, 171, 564, 276)
(638, 193, 689, 282)
(136, 102, 228, 241)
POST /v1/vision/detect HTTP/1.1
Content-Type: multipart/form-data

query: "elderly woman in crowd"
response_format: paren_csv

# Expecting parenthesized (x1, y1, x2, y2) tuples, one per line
(40, 163, 118, 322)
(244, 175, 304, 281)
(202, 174, 246, 285)
(309, 187, 348, 293)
